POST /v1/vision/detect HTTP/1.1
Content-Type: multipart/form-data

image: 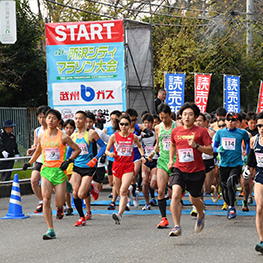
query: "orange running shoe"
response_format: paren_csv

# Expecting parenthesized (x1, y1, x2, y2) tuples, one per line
(90, 182, 99, 200)
(157, 217, 169, 229)
(75, 217, 86, 227)
(85, 211, 92, 220)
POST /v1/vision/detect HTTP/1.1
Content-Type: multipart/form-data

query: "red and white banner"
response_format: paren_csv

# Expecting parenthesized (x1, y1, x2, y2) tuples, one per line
(194, 74, 211, 113)
(257, 81, 263, 113)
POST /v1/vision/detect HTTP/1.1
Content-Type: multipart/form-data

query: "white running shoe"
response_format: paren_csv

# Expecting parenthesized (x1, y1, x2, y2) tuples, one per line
(142, 203, 151, 210)
(133, 190, 140, 208)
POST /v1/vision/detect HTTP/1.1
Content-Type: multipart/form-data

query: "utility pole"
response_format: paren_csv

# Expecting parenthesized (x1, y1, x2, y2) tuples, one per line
(246, 0, 254, 56)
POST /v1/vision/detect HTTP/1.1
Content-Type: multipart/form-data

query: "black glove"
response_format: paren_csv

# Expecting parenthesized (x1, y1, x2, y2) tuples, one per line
(142, 129, 153, 138)
(22, 163, 31, 170)
(60, 159, 72, 171)
(100, 155, 106, 164)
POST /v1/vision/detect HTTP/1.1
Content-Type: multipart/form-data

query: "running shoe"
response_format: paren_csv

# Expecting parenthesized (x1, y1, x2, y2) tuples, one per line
(74, 217, 86, 227)
(90, 183, 99, 200)
(112, 213, 122, 224)
(108, 193, 113, 198)
(133, 190, 140, 208)
(211, 185, 219, 203)
(190, 206, 197, 217)
(242, 200, 249, 212)
(222, 202, 228, 211)
(255, 242, 263, 254)
(248, 196, 253, 205)
(34, 203, 43, 213)
(169, 226, 182, 237)
(56, 207, 64, 220)
(43, 229, 56, 240)
(195, 213, 205, 233)
(142, 203, 151, 210)
(128, 185, 133, 201)
(85, 211, 92, 220)
(157, 217, 169, 229)
(227, 207, 236, 219)
(125, 202, 130, 211)
(150, 198, 157, 206)
(65, 207, 73, 216)
(238, 191, 244, 197)
(107, 202, 116, 210)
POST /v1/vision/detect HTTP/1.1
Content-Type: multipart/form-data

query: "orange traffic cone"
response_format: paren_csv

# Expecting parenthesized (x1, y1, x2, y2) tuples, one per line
(1, 174, 30, 219)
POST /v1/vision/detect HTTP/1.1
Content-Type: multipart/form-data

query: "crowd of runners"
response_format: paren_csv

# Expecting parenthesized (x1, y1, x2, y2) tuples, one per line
(21, 103, 263, 254)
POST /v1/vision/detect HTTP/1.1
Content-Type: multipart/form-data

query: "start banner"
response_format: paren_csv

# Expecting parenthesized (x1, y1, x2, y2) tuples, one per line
(194, 74, 211, 113)
(45, 19, 126, 126)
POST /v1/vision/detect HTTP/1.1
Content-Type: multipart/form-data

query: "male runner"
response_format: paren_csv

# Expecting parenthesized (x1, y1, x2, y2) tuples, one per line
(23, 109, 81, 239)
(67, 111, 106, 227)
(213, 112, 250, 219)
(168, 103, 213, 236)
(148, 103, 176, 228)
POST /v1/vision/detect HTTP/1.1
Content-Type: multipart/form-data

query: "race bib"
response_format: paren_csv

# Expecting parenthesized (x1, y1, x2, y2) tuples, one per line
(162, 138, 170, 151)
(145, 146, 154, 156)
(178, 148, 194, 163)
(117, 144, 132, 156)
(78, 143, 88, 155)
(222, 137, 236, 150)
(255, 152, 263, 168)
(45, 148, 60, 161)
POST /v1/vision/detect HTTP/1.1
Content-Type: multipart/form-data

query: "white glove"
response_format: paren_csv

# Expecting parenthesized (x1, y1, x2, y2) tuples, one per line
(2, 150, 9, 158)
(242, 166, 250, 180)
(15, 154, 19, 158)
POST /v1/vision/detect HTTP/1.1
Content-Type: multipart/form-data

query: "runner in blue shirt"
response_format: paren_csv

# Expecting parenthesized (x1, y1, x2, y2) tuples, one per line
(214, 112, 250, 219)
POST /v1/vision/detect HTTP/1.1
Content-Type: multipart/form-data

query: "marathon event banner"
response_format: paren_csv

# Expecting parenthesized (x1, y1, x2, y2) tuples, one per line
(45, 19, 126, 126)
(165, 73, 185, 113)
(194, 73, 211, 113)
(256, 81, 263, 113)
(223, 75, 240, 113)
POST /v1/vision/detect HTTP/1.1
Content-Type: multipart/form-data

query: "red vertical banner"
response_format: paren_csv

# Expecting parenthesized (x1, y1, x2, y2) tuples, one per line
(257, 81, 263, 113)
(194, 74, 211, 113)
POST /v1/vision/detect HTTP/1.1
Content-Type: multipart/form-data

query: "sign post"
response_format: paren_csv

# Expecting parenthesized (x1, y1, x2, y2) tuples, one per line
(0, 0, 17, 44)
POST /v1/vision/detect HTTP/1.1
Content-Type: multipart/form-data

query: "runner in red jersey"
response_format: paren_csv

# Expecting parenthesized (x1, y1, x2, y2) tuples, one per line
(105, 114, 145, 224)
(167, 102, 213, 237)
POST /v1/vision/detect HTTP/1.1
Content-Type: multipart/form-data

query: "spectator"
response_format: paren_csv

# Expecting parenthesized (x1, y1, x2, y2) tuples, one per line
(0, 120, 19, 181)
(155, 89, 166, 113)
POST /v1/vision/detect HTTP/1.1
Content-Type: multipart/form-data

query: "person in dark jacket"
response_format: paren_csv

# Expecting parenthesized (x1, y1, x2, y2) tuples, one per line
(0, 120, 19, 181)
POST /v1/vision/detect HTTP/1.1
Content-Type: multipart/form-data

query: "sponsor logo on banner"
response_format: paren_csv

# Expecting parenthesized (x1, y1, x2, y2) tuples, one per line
(257, 81, 263, 113)
(194, 74, 211, 113)
(224, 75, 240, 113)
(165, 73, 185, 113)
(61, 109, 74, 119)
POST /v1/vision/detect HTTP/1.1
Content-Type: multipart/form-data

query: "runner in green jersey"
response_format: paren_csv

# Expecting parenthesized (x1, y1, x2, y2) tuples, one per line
(148, 103, 176, 229)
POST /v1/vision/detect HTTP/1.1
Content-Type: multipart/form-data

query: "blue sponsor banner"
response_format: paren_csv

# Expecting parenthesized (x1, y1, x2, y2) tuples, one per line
(165, 73, 185, 113)
(224, 75, 240, 113)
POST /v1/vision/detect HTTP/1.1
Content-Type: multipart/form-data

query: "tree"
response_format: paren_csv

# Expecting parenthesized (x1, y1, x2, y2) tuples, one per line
(0, 0, 47, 106)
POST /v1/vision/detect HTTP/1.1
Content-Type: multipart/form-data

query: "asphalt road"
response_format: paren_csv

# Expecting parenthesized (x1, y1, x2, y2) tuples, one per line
(0, 188, 262, 263)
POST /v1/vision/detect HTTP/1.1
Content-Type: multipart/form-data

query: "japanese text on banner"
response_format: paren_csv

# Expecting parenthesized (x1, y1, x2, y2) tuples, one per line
(195, 74, 211, 113)
(224, 75, 240, 113)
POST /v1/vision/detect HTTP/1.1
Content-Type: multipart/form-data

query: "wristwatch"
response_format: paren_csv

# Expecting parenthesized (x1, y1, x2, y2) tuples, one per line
(195, 143, 200, 149)
(67, 158, 73, 163)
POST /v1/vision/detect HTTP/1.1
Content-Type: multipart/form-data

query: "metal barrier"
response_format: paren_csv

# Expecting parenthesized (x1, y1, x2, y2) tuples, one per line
(0, 156, 33, 174)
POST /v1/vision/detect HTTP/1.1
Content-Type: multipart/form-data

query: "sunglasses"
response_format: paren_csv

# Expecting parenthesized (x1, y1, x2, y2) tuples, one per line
(218, 124, 226, 128)
(177, 117, 182, 120)
(257, 124, 263, 128)
(119, 122, 129, 126)
(226, 118, 236, 122)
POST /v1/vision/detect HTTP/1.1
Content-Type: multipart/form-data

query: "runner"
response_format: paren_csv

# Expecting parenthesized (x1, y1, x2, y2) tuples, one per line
(26, 105, 50, 213)
(126, 108, 153, 209)
(84, 111, 110, 220)
(168, 102, 213, 236)
(210, 107, 227, 132)
(105, 114, 145, 224)
(23, 109, 81, 239)
(103, 110, 122, 210)
(148, 103, 176, 229)
(67, 110, 106, 227)
(141, 113, 158, 210)
(245, 111, 263, 253)
(213, 112, 250, 219)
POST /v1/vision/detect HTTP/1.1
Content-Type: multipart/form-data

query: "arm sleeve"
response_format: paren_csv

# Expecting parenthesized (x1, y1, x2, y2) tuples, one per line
(245, 138, 250, 155)
(247, 148, 256, 168)
(213, 141, 220, 153)
(95, 138, 106, 158)
(66, 145, 74, 160)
